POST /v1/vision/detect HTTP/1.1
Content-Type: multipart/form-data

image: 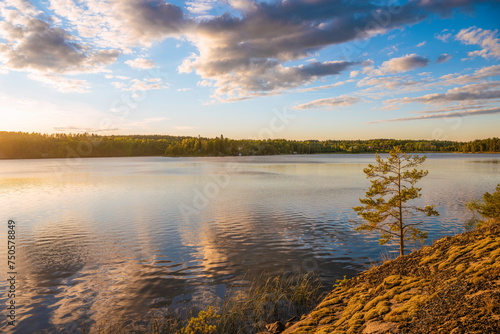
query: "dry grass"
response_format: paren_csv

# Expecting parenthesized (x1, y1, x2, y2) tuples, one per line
(83, 272, 324, 334)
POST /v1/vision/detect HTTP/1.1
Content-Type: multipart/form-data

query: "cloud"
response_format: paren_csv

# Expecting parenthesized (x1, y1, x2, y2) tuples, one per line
(367, 107, 500, 123)
(0, 16, 119, 74)
(227, 0, 256, 11)
(186, 0, 217, 15)
(416, 41, 427, 47)
(111, 82, 126, 89)
(0, 1, 120, 93)
(357, 75, 419, 91)
(436, 64, 500, 86)
(456, 27, 500, 59)
(434, 28, 461, 43)
(122, 78, 169, 91)
(298, 80, 353, 93)
(435, 31, 452, 42)
(179, 0, 485, 100)
(1, 0, 493, 99)
(436, 54, 452, 63)
(181, 57, 358, 101)
(110, 0, 189, 44)
(28, 73, 91, 93)
(374, 54, 430, 75)
(385, 82, 500, 105)
(292, 96, 361, 110)
(125, 58, 156, 69)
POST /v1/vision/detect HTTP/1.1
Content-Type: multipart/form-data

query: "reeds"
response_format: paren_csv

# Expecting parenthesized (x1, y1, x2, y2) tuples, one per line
(87, 271, 323, 334)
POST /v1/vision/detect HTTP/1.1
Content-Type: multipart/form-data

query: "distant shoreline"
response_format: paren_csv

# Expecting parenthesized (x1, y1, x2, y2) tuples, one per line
(1, 151, 500, 161)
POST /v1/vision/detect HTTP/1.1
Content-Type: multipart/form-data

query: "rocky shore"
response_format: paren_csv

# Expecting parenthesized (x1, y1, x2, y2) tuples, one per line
(262, 221, 500, 334)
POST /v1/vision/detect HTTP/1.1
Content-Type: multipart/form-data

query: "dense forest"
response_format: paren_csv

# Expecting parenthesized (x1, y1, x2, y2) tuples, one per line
(0, 131, 499, 159)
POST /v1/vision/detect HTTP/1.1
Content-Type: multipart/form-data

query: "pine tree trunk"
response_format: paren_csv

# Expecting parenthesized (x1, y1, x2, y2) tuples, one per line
(398, 157, 404, 256)
(400, 227, 404, 256)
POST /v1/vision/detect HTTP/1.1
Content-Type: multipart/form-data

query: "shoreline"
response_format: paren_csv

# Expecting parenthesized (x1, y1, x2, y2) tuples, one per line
(1, 151, 500, 161)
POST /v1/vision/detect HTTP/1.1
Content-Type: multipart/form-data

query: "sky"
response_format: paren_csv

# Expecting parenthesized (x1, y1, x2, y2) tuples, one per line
(0, 0, 499, 141)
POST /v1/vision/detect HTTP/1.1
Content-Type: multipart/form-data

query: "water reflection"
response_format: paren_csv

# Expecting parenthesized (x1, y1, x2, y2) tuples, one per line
(0, 154, 498, 333)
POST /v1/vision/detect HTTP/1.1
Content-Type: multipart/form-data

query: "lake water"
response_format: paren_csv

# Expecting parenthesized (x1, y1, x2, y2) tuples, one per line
(0, 154, 499, 333)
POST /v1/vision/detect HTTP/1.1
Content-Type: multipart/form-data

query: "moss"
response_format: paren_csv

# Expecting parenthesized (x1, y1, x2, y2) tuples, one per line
(363, 300, 391, 321)
(300, 319, 317, 327)
(473, 240, 500, 258)
(363, 295, 386, 311)
(394, 290, 416, 303)
(383, 295, 427, 322)
(419, 249, 443, 266)
(438, 245, 471, 270)
(335, 292, 369, 322)
(346, 312, 365, 334)
(382, 275, 403, 289)
(490, 247, 500, 259)
(318, 316, 335, 325)
(470, 236, 495, 256)
(464, 260, 487, 275)
(317, 296, 343, 309)
(286, 222, 500, 334)
(293, 326, 316, 334)
(311, 308, 336, 322)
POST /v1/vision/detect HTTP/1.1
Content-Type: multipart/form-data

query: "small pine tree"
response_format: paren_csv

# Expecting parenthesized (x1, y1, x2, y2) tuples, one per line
(353, 146, 439, 256)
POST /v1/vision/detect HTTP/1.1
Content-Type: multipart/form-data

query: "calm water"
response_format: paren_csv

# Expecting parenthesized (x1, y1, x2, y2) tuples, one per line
(0, 154, 499, 333)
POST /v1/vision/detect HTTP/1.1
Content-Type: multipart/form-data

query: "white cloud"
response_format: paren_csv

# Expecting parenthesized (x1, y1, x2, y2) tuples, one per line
(435, 30, 452, 42)
(122, 78, 169, 91)
(416, 41, 427, 47)
(186, 0, 217, 15)
(1, 0, 495, 101)
(0, 1, 119, 93)
(227, 0, 257, 11)
(436, 54, 452, 63)
(385, 82, 500, 105)
(374, 54, 430, 76)
(125, 58, 156, 69)
(28, 73, 91, 93)
(111, 82, 126, 89)
(357, 76, 419, 90)
(298, 80, 353, 93)
(106, 75, 130, 80)
(292, 96, 361, 110)
(367, 107, 500, 124)
(456, 27, 500, 59)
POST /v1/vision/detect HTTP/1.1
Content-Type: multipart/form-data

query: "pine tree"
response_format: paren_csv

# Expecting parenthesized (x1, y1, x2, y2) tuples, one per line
(353, 146, 439, 256)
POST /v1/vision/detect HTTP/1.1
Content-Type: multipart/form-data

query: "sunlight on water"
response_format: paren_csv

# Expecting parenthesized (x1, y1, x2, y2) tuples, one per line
(0, 154, 498, 332)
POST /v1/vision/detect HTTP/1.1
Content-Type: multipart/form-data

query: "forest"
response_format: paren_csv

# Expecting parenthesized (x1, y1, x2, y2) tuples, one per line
(0, 131, 499, 159)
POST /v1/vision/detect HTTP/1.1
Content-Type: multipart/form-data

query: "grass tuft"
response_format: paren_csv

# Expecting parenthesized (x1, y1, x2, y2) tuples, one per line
(84, 272, 323, 334)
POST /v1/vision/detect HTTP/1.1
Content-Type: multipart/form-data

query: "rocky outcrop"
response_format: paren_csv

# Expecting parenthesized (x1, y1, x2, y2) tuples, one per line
(284, 221, 500, 334)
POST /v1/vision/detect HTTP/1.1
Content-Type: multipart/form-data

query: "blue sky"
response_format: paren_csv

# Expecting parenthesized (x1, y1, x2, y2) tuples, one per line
(0, 0, 499, 140)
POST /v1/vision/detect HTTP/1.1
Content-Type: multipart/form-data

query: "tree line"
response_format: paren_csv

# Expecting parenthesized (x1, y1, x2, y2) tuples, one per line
(165, 136, 500, 156)
(0, 131, 499, 159)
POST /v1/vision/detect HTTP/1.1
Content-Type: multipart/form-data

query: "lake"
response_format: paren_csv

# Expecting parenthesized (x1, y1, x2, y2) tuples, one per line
(0, 153, 499, 333)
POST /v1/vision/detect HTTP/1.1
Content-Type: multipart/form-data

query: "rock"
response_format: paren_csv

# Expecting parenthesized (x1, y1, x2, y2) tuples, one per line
(266, 321, 285, 334)
(285, 316, 297, 328)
